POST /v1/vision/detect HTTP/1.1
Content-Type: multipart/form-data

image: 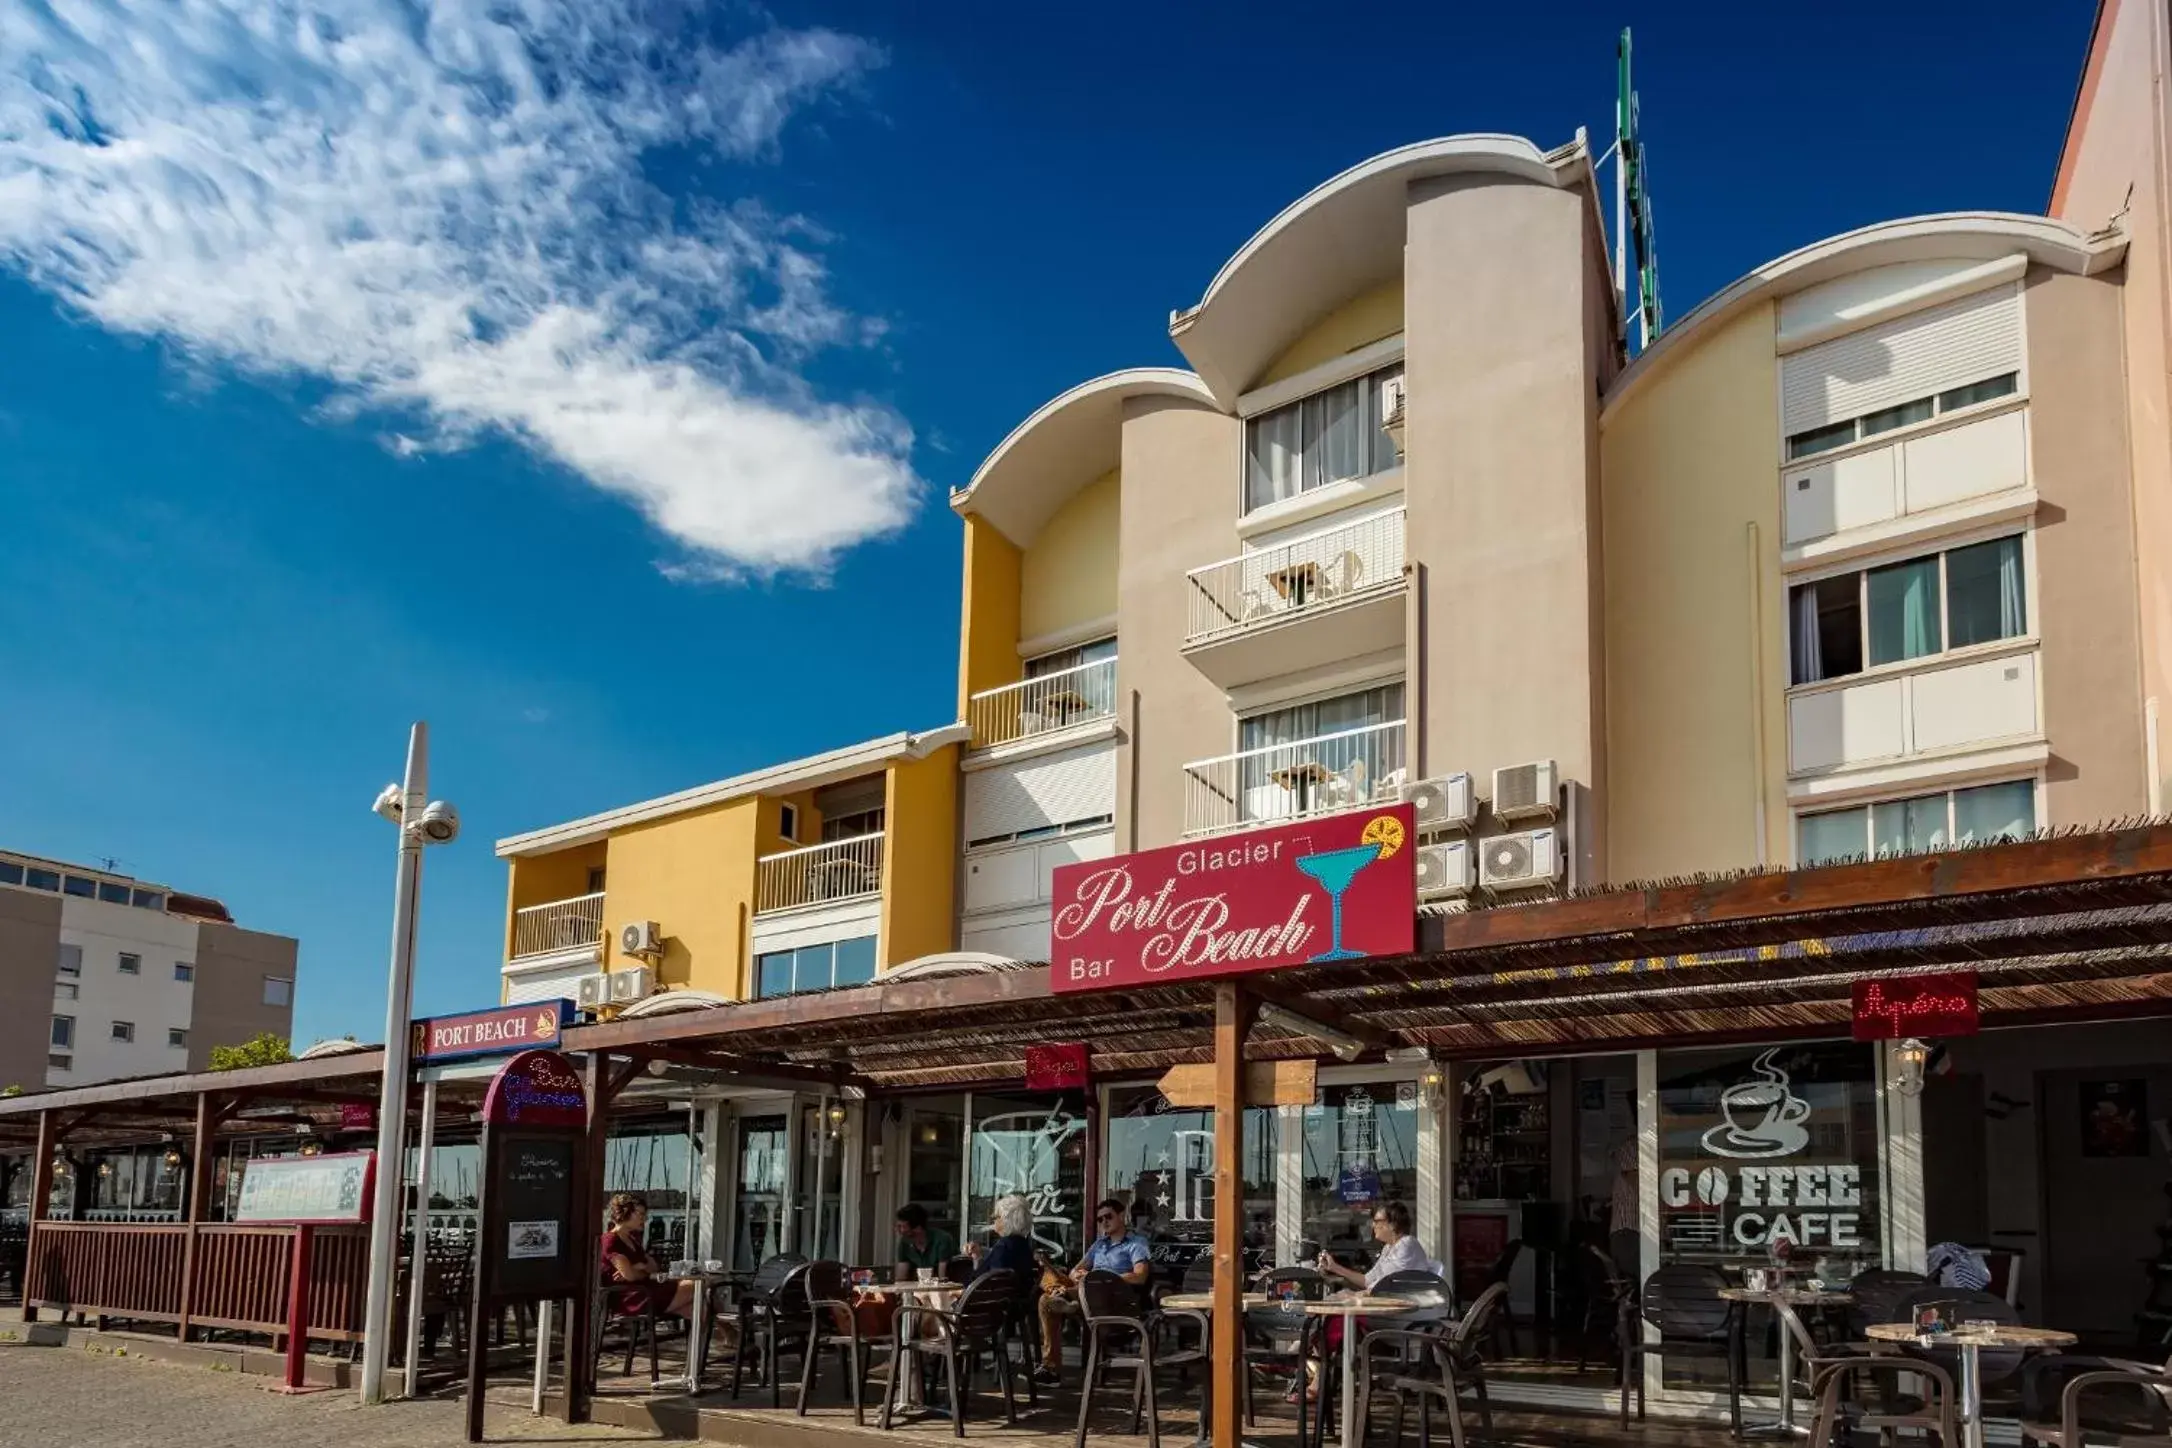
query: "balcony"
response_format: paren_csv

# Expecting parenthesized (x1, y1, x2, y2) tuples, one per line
(1182, 509, 1406, 689)
(1787, 642, 2042, 790)
(508, 891, 604, 962)
(967, 657, 1117, 750)
(756, 833, 885, 915)
(1181, 720, 1407, 837)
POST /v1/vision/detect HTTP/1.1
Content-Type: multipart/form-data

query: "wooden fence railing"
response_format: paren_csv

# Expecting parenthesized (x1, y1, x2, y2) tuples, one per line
(26, 1221, 371, 1341)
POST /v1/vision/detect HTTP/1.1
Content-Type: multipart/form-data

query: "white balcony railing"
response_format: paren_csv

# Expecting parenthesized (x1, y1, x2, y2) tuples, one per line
(756, 832, 885, 914)
(1185, 508, 1405, 645)
(510, 890, 605, 960)
(968, 657, 1117, 749)
(1181, 720, 1407, 836)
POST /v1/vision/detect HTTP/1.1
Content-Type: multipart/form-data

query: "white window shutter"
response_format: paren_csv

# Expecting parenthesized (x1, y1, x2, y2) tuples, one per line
(963, 743, 1116, 842)
(1781, 284, 2021, 436)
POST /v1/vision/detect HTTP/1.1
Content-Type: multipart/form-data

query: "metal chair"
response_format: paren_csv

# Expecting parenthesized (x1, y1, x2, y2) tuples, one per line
(1240, 1267, 1325, 1435)
(1620, 1264, 1742, 1432)
(881, 1269, 1024, 1438)
(1074, 1269, 1209, 1448)
(797, 1260, 867, 1423)
(1776, 1297, 1958, 1447)
(729, 1255, 810, 1404)
(2021, 1350, 2172, 1446)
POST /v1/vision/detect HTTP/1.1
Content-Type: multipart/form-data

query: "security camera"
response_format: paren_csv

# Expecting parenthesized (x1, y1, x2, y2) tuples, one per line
(372, 783, 404, 823)
(416, 800, 460, 844)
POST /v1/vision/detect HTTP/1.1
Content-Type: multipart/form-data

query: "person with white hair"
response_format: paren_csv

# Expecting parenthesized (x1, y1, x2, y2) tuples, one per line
(964, 1192, 1039, 1281)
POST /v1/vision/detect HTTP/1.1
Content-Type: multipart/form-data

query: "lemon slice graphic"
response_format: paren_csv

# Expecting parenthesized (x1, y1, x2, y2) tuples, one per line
(1360, 815, 1405, 859)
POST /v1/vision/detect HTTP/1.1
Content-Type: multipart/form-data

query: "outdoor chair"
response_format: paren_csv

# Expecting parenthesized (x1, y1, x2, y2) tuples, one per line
(1240, 1266, 1325, 1435)
(1074, 1269, 1209, 1448)
(943, 1254, 976, 1285)
(1356, 1274, 1482, 1448)
(1571, 1242, 1633, 1375)
(1846, 1266, 1930, 1335)
(1483, 1240, 1524, 1358)
(731, 1257, 813, 1406)
(880, 1268, 1024, 1438)
(1620, 1263, 1742, 1432)
(1775, 1297, 1959, 1447)
(797, 1260, 868, 1424)
(2021, 1349, 2172, 1446)
(1002, 1261, 1043, 1405)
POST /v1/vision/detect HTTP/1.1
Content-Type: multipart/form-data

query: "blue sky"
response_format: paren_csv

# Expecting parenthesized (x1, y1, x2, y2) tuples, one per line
(0, 0, 2097, 1049)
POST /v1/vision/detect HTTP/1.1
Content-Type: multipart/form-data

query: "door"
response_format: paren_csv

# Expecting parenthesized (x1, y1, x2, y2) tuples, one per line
(731, 1113, 788, 1270)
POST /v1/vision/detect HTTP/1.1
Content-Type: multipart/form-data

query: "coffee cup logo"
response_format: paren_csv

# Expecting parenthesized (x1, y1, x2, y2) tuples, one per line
(1701, 1049, 1811, 1159)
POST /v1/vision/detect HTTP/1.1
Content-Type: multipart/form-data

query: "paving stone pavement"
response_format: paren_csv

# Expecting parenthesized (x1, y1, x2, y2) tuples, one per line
(0, 1341, 661, 1448)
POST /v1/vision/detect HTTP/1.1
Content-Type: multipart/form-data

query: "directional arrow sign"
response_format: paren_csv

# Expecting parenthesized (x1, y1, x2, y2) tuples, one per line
(1157, 1058, 1317, 1110)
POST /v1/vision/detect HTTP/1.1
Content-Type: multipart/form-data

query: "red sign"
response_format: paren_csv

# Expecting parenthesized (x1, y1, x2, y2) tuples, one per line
(482, 1049, 589, 1129)
(1025, 1043, 1091, 1092)
(1852, 972, 1979, 1041)
(338, 1103, 377, 1132)
(1049, 805, 1417, 993)
(411, 1000, 570, 1062)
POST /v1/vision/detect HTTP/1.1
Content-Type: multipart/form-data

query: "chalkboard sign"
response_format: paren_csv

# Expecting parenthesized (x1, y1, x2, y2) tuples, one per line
(491, 1132, 579, 1298)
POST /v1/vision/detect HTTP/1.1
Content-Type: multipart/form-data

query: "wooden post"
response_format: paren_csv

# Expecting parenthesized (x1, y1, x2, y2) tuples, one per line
(21, 1109, 55, 1324)
(281, 1225, 315, 1392)
(1211, 982, 1257, 1448)
(179, 1091, 216, 1339)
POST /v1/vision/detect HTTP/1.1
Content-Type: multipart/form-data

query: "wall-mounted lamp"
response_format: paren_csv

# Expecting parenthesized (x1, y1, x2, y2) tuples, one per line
(1417, 1067, 1447, 1111)
(1892, 1039, 1931, 1098)
(97, 1160, 112, 1177)
(162, 1148, 184, 1172)
(298, 1140, 324, 1158)
(50, 1155, 70, 1178)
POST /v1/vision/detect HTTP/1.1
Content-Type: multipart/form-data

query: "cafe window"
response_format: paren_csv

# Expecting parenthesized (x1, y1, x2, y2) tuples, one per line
(1103, 1084, 1277, 1279)
(1655, 1042, 1884, 1389)
(602, 1118, 693, 1264)
(1301, 1082, 1420, 1268)
(969, 1092, 1087, 1261)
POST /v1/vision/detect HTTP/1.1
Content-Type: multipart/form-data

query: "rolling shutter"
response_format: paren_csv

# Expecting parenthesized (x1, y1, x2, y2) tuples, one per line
(1780, 284, 2021, 436)
(963, 742, 1116, 844)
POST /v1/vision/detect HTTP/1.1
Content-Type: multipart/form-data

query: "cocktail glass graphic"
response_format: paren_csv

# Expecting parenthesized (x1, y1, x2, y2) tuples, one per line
(1297, 816, 1405, 963)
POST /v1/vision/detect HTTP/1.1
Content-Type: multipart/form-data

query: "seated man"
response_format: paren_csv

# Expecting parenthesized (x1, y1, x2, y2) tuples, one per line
(1035, 1197, 1151, 1386)
(892, 1202, 957, 1283)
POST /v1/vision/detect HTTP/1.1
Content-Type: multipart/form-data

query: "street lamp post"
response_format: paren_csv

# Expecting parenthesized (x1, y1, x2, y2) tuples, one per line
(358, 721, 460, 1405)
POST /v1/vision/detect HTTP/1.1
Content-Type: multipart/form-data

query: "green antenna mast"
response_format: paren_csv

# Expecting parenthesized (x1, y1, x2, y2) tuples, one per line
(1614, 28, 1662, 351)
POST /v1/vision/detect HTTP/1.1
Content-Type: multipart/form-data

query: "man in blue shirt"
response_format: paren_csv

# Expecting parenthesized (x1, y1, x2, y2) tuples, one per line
(1035, 1197, 1151, 1384)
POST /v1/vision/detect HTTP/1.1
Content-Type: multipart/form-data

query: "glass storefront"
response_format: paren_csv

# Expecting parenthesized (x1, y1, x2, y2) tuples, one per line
(731, 1112, 788, 1270)
(794, 1100, 847, 1260)
(1300, 1081, 1419, 1262)
(967, 1091, 1086, 1259)
(902, 1102, 964, 1252)
(1103, 1084, 1276, 1277)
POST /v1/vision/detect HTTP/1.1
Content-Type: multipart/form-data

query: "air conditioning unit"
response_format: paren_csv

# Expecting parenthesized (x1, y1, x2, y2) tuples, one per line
(608, 964, 654, 1003)
(619, 920, 662, 958)
(1414, 840, 1473, 899)
(1491, 760, 1559, 823)
(1478, 828, 1563, 892)
(575, 972, 610, 1011)
(1379, 374, 1408, 461)
(1402, 774, 1476, 833)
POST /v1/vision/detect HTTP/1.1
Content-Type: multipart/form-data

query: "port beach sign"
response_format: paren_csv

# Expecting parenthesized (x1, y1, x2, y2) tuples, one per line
(1049, 806, 1416, 992)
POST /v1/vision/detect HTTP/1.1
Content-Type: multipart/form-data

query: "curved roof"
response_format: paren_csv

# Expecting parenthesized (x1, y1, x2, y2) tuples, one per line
(1170, 134, 1597, 402)
(882, 951, 1036, 980)
(951, 368, 1215, 547)
(1603, 212, 2127, 418)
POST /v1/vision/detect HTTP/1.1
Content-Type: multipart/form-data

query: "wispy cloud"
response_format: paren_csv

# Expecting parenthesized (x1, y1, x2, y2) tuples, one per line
(0, 1, 915, 575)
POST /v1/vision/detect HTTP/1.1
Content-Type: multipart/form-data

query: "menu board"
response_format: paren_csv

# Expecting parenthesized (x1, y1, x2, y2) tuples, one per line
(233, 1151, 374, 1224)
(490, 1133, 578, 1298)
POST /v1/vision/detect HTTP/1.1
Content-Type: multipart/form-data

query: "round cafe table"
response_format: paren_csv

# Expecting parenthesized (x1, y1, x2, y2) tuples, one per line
(1718, 1286, 1855, 1438)
(1306, 1293, 1421, 1448)
(1866, 1322, 2077, 1448)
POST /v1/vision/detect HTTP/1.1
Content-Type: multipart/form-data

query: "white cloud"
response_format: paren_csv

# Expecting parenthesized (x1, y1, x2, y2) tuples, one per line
(0, 0, 915, 575)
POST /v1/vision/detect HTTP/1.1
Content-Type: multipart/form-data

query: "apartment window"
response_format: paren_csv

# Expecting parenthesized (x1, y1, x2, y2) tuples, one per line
(1026, 636, 1117, 679)
(118, 952, 141, 975)
(168, 1028, 188, 1050)
(111, 1020, 135, 1043)
(51, 1015, 74, 1049)
(1797, 780, 2037, 866)
(820, 808, 887, 843)
(585, 865, 606, 894)
(48, 1054, 71, 1072)
(130, 888, 165, 910)
(777, 804, 799, 843)
(1244, 363, 1404, 512)
(62, 875, 96, 898)
(1235, 683, 1407, 816)
(55, 981, 77, 1001)
(1239, 683, 1406, 753)
(0, 861, 21, 886)
(1786, 371, 2018, 459)
(174, 961, 194, 983)
(755, 935, 877, 999)
(56, 943, 81, 978)
(263, 977, 293, 1008)
(1790, 535, 2026, 685)
(25, 867, 59, 891)
(96, 881, 131, 905)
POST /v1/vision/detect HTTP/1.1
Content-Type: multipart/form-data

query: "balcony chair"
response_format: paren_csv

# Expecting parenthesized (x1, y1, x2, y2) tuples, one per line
(1620, 1263, 1743, 1432)
(1074, 1269, 1210, 1448)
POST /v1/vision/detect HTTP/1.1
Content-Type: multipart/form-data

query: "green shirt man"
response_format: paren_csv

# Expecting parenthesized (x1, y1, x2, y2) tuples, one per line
(893, 1203, 957, 1281)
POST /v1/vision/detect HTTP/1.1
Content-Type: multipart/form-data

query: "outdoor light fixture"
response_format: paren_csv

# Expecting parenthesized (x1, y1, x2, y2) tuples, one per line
(1417, 1067, 1447, 1111)
(1892, 1038, 1931, 1098)
(97, 1160, 112, 1177)
(51, 1155, 70, 1177)
(162, 1148, 183, 1171)
(299, 1140, 324, 1158)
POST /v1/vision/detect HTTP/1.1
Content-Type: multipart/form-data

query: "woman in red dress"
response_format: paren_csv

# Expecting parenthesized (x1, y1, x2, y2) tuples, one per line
(599, 1193, 696, 1320)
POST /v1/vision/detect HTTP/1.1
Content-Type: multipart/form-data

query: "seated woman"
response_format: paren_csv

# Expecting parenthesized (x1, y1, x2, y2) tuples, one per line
(1304, 1200, 1442, 1400)
(599, 1192, 696, 1321)
(964, 1193, 1040, 1280)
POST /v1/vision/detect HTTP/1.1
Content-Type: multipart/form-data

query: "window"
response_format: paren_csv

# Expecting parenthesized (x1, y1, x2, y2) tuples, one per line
(55, 982, 77, 1001)
(820, 808, 886, 842)
(174, 961, 193, 983)
(753, 935, 878, 999)
(62, 875, 96, 898)
(56, 944, 82, 978)
(1797, 780, 2036, 865)
(25, 867, 59, 891)
(168, 1028, 188, 1050)
(777, 804, 799, 843)
(1244, 363, 1404, 512)
(584, 866, 606, 894)
(96, 881, 130, 905)
(1786, 370, 2018, 459)
(51, 1015, 74, 1049)
(1026, 636, 1117, 679)
(111, 1021, 135, 1043)
(130, 888, 165, 910)
(263, 977, 293, 1008)
(1238, 682, 1405, 753)
(117, 952, 141, 975)
(48, 1055, 71, 1072)
(0, 861, 21, 885)
(1790, 535, 2026, 685)
(1103, 1084, 1276, 1276)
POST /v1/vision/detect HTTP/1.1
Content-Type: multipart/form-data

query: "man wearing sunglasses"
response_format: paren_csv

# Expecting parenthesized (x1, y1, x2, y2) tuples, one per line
(1034, 1197, 1151, 1385)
